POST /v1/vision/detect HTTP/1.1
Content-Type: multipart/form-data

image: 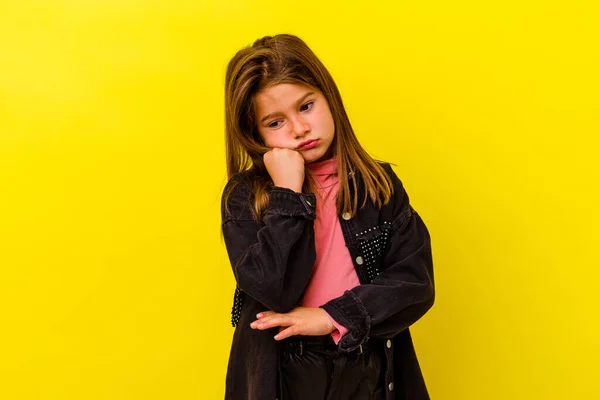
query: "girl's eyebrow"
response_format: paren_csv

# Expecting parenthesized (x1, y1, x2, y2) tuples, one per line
(260, 92, 315, 123)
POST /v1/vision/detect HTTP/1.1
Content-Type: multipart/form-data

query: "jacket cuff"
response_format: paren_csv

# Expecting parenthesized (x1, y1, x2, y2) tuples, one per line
(266, 187, 317, 219)
(324, 311, 350, 345)
(320, 290, 371, 352)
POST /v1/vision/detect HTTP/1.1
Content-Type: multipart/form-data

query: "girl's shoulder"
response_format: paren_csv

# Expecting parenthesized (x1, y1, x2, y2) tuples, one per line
(372, 161, 413, 224)
(376, 161, 396, 179)
(375, 161, 404, 192)
(368, 160, 406, 202)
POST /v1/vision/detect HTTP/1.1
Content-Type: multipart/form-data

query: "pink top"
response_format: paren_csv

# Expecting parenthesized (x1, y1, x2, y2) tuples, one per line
(300, 157, 360, 344)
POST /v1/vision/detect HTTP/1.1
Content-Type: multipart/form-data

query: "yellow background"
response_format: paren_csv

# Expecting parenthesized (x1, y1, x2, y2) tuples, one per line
(1, 0, 598, 399)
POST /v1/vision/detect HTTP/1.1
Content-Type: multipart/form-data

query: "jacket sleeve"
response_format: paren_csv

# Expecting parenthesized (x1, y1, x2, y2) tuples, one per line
(221, 176, 317, 313)
(321, 165, 435, 352)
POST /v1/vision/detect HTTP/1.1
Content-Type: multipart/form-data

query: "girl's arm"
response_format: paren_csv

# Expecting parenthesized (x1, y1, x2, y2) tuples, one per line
(320, 164, 435, 352)
(221, 176, 317, 314)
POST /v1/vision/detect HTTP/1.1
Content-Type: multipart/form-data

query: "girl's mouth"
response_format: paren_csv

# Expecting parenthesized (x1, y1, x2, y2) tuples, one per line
(297, 139, 319, 150)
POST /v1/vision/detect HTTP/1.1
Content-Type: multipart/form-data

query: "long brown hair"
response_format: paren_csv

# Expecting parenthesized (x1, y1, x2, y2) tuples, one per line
(224, 34, 393, 219)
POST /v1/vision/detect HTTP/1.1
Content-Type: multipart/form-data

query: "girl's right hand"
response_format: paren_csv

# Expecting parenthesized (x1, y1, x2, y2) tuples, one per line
(263, 148, 305, 193)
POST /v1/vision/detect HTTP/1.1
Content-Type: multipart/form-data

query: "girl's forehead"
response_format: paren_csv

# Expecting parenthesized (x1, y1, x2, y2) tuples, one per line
(256, 82, 315, 101)
(253, 83, 320, 113)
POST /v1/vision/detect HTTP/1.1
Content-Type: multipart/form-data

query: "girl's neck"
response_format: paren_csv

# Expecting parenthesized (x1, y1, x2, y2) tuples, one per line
(307, 156, 337, 176)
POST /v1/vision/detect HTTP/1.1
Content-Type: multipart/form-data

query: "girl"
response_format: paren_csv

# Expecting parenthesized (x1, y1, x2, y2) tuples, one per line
(221, 34, 435, 400)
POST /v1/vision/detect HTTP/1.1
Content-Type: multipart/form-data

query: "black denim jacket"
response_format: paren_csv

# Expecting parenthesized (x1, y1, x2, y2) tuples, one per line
(221, 162, 435, 400)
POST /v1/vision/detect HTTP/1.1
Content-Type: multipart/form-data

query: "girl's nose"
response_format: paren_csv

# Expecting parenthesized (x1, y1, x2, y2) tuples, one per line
(291, 116, 310, 138)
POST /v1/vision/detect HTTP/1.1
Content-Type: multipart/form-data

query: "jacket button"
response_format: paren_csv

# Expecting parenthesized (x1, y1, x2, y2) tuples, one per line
(356, 256, 364, 265)
(342, 212, 351, 220)
(388, 382, 394, 391)
(386, 340, 392, 348)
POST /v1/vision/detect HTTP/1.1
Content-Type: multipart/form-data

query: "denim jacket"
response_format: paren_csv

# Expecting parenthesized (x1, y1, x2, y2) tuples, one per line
(221, 162, 435, 400)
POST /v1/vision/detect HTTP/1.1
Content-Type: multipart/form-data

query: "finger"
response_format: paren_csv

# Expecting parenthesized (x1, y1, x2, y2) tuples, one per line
(256, 311, 275, 319)
(256, 315, 293, 330)
(274, 325, 298, 341)
(250, 315, 278, 329)
(254, 313, 279, 324)
(250, 312, 280, 329)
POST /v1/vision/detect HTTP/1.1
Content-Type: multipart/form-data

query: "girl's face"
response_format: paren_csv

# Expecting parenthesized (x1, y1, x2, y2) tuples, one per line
(253, 83, 335, 164)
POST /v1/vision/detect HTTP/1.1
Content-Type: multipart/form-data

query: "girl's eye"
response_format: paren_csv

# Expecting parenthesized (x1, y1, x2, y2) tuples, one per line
(300, 101, 314, 112)
(265, 102, 313, 128)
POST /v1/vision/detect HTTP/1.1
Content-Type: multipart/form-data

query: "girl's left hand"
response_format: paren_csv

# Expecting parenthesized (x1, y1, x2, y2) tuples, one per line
(249, 307, 335, 340)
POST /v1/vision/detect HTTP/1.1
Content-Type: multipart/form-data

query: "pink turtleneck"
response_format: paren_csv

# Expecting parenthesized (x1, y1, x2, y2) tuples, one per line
(301, 157, 360, 344)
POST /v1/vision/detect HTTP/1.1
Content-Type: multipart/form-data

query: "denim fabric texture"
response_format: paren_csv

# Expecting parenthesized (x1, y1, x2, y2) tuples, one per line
(221, 163, 435, 400)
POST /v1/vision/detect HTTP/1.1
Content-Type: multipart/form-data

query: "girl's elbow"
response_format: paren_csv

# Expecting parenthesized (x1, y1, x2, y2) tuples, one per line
(422, 281, 435, 312)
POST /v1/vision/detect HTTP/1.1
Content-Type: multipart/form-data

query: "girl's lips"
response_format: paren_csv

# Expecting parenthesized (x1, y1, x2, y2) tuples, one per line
(297, 139, 318, 150)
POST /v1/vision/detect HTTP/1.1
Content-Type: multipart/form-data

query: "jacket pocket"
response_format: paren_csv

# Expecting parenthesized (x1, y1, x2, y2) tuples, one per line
(355, 222, 392, 283)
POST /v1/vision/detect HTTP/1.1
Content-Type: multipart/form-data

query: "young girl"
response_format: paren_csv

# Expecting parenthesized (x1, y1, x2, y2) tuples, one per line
(221, 34, 435, 400)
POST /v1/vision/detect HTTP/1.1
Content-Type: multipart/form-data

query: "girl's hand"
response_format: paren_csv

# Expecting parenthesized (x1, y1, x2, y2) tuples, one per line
(250, 307, 335, 340)
(263, 148, 305, 193)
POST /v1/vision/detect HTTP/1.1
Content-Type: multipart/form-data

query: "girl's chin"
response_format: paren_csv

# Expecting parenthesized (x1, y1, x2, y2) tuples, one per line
(305, 149, 334, 164)
(303, 153, 324, 164)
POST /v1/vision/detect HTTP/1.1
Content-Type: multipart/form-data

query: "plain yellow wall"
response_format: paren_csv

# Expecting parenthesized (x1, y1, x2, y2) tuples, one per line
(1, 0, 598, 399)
